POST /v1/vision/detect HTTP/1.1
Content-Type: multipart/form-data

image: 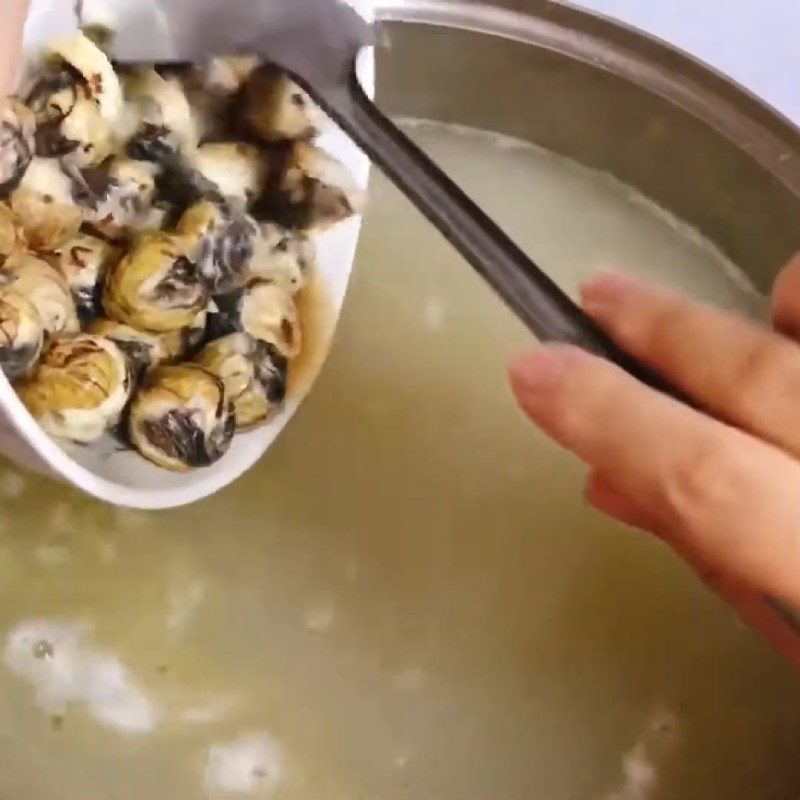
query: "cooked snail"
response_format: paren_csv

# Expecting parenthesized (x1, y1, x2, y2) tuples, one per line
(88, 292, 209, 379)
(0, 289, 44, 380)
(256, 142, 364, 231)
(10, 158, 83, 251)
(128, 364, 235, 471)
(24, 68, 80, 128)
(177, 200, 259, 295)
(196, 333, 287, 430)
(86, 317, 167, 377)
(123, 69, 198, 162)
(185, 143, 265, 207)
(3, 27, 363, 471)
(52, 233, 119, 322)
(178, 57, 259, 142)
(244, 65, 323, 143)
(0, 99, 35, 196)
(159, 304, 209, 363)
(209, 279, 301, 359)
(0, 203, 24, 262)
(74, 157, 157, 238)
(3, 253, 79, 336)
(17, 333, 132, 443)
(33, 84, 111, 169)
(201, 57, 260, 96)
(250, 223, 315, 292)
(103, 232, 207, 332)
(45, 32, 123, 123)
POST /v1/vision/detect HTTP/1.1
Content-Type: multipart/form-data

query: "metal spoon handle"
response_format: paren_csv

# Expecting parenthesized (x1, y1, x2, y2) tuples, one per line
(305, 64, 682, 397)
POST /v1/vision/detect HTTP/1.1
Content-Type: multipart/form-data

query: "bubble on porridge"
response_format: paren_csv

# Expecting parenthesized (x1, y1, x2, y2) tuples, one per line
(4, 618, 159, 735)
(205, 732, 283, 795)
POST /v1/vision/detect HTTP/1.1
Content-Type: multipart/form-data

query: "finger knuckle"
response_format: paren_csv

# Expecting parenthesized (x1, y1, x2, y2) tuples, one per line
(554, 363, 618, 440)
(640, 296, 692, 358)
(730, 337, 797, 408)
(663, 440, 739, 525)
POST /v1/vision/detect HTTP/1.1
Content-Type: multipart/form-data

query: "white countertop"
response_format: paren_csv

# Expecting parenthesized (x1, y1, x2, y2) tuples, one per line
(572, 0, 800, 125)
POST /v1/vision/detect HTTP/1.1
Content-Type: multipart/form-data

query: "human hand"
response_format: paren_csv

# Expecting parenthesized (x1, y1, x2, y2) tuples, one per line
(509, 255, 800, 669)
(0, 0, 30, 101)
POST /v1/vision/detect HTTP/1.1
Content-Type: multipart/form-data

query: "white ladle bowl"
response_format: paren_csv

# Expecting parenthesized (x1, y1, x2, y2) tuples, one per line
(0, 0, 373, 509)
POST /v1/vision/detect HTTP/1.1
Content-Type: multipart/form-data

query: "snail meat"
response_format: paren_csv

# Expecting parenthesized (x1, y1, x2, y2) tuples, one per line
(209, 279, 301, 360)
(3, 252, 79, 336)
(123, 69, 198, 162)
(10, 158, 83, 251)
(52, 233, 120, 323)
(177, 200, 259, 295)
(159, 305, 209, 363)
(250, 223, 315, 292)
(34, 85, 111, 169)
(244, 65, 323, 144)
(196, 333, 287, 430)
(255, 142, 364, 232)
(17, 333, 132, 443)
(128, 364, 235, 471)
(0, 203, 24, 262)
(103, 232, 207, 332)
(86, 317, 167, 377)
(45, 32, 123, 123)
(0, 99, 35, 197)
(0, 289, 44, 380)
(185, 143, 265, 207)
(73, 157, 157, 239)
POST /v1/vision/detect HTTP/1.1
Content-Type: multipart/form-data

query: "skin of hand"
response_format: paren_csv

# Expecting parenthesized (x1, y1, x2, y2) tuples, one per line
(509, 255, 800, 670)
(0, 0, 30, 102)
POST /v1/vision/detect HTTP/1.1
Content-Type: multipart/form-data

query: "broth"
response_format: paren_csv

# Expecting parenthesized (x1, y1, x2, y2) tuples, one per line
(0, 121, 795, 800)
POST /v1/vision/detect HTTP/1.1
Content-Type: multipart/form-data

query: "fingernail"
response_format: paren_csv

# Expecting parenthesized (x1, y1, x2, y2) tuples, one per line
(581, 271, 642, 316)
(509, 344, 581, 397)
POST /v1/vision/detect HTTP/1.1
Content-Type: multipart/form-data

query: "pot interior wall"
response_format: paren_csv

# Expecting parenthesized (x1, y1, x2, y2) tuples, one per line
(375, 20, 800, 290)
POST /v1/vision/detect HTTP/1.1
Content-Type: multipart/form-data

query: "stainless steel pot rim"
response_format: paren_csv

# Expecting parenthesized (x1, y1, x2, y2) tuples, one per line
(374, 0, 800, 198)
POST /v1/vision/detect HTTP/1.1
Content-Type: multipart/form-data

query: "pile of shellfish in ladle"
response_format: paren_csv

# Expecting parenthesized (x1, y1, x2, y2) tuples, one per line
(0, 27, 363, 471)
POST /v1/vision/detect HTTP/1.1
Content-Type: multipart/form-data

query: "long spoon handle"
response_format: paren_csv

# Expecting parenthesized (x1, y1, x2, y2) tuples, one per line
(306, 64, 683, 399)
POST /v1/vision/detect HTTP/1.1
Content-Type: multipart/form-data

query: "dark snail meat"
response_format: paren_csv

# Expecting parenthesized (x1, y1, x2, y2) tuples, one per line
(128, 364, 235, 471)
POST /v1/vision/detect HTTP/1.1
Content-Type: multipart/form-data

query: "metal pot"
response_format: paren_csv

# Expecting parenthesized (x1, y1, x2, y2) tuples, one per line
(372, 0, 800, 291)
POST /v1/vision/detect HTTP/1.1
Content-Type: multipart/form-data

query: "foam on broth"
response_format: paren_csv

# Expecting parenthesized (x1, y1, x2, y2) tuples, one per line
(0, 121, 795, 800)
